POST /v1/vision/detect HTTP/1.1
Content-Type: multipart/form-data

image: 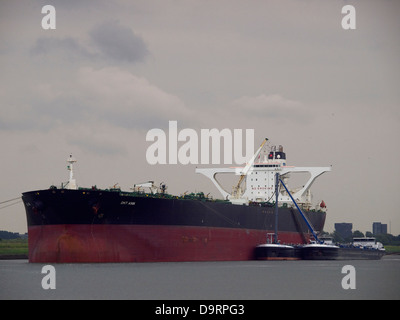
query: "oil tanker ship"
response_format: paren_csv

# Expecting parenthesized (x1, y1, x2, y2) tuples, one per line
(22, 140, 331, 263)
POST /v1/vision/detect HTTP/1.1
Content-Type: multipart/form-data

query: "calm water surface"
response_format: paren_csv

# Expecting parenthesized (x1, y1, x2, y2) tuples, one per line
(1, 256, 399, 300)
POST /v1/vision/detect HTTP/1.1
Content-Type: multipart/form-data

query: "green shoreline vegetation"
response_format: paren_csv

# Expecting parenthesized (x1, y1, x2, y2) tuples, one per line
(0, 238, 28, 257)
(385, 246, 400, 254)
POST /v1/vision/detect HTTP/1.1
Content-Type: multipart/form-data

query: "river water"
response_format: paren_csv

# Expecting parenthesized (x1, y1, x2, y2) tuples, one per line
(1, 256, 399, 300)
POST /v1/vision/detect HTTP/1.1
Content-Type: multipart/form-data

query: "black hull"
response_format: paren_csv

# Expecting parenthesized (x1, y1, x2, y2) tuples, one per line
(22, 188, 326, 236)
(300, 245, 385, 260)
(22, 188, 328, 262)
(337, 248, 386, 260)
(300, 245, 339, 260)
(255, 244, 299, 260)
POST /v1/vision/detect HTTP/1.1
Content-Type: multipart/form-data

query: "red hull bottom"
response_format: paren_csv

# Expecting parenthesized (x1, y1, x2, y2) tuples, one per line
(28, 225, 311, 263)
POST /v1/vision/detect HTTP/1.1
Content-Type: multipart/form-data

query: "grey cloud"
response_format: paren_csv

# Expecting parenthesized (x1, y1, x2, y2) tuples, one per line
(76, 67, 195, 130)
(230, 94, 313, 124)
(30, 37, 94, 61)
(30, 20, 149, 65)
(67, 135, 127, 156)
(89, 20, 149, 63)
(0, 66, 193, 133)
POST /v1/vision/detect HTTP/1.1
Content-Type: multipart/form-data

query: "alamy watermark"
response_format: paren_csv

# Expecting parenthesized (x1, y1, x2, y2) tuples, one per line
(341, 265, 356, 290)
(341, 5, 356, 30)
(41, 4, 355, 32)
(41, 265, 56, 290)
(41, 5, 56, 30)
(146, 121, 255, 165)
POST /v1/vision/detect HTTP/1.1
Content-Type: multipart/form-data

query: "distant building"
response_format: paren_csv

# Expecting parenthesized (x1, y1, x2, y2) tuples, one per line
(335, 223, 353, 240)
(372, 222, 387, 235)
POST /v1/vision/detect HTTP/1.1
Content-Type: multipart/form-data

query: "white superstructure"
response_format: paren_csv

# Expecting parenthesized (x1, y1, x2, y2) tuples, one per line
(196, 142, 331, 209)
(352, 237, 385, 250)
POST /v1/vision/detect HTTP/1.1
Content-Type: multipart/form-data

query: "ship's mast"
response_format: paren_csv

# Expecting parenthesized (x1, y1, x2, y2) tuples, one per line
(66, 154, 78, 190)
(274, 172, 279, 244)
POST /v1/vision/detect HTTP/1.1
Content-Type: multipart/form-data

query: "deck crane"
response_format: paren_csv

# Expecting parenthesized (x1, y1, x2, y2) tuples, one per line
(231, 138, 269, 199)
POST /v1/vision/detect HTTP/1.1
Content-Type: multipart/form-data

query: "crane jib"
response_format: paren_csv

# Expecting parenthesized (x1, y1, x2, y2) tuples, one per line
(279, 178, 321, 244)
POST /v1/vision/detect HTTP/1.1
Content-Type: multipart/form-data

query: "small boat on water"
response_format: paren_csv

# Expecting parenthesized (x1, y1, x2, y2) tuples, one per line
(255, 174, 386, 261)
(255, 173, 299, 260)
(255, 244, 298, 261)
(336, 237, 386, 260)
(301, 237, 386, 260)
(300, 243, 340, 260)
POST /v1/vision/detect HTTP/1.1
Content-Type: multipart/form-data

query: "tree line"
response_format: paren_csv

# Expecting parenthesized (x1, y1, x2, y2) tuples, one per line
(0, 230, 27, 240)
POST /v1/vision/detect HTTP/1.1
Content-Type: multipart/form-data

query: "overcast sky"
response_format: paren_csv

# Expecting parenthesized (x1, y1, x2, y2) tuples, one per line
(1, 0, 399, 235)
